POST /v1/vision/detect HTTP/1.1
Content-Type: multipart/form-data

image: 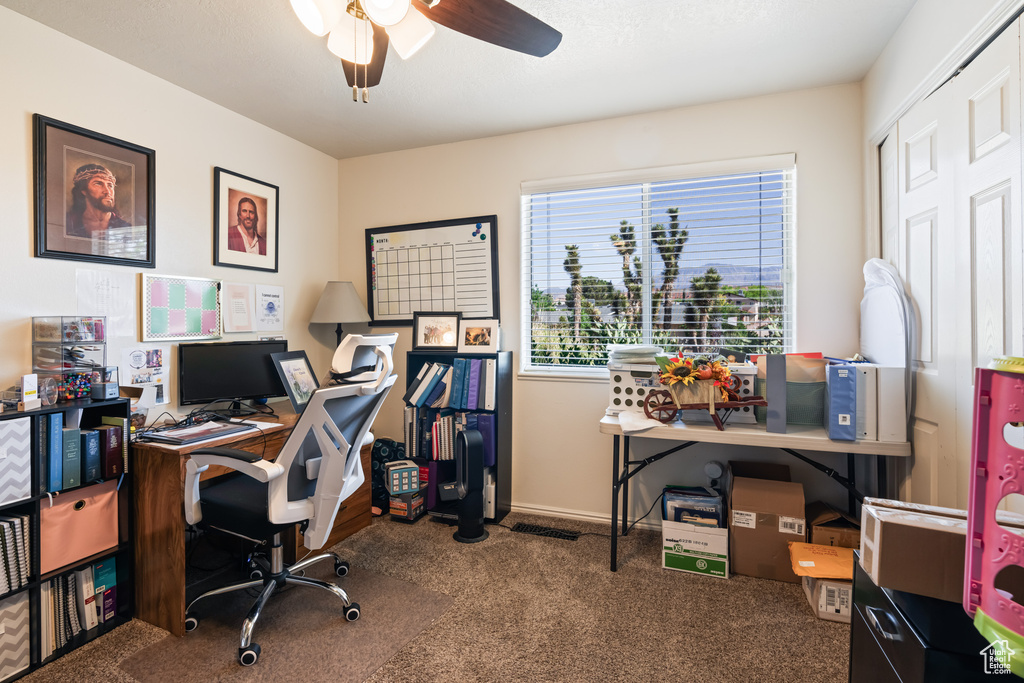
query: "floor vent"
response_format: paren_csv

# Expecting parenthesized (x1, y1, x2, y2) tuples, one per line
(510, 523, 580, 541)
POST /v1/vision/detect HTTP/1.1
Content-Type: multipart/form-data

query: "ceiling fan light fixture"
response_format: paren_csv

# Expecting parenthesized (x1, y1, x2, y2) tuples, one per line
(327, 12, 374, 65)
(386, 7, 435, 60)
(290, 0, 345, 37)
(361, 0, 411, 27)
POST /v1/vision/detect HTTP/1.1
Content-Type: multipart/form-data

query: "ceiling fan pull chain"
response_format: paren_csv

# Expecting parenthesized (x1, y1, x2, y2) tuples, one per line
(352, 11, 360, 102)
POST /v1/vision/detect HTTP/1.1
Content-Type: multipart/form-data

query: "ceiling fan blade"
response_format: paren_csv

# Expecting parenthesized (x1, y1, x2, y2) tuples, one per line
(418, 0, 561, 57)
(342, 22, 390, 88)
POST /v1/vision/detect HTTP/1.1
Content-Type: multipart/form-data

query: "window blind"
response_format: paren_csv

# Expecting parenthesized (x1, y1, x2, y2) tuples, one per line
(521, 157, 796, 373)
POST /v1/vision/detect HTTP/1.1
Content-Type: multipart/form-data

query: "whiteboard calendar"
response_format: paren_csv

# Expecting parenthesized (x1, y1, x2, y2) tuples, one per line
(365, 215, 499, 325)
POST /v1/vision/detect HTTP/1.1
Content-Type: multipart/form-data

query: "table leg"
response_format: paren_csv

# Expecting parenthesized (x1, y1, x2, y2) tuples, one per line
(611, 434, 620, 572)
(621, 435, 630, 537)
(847, 453, 856, 516)
(877, 455, 888, 499)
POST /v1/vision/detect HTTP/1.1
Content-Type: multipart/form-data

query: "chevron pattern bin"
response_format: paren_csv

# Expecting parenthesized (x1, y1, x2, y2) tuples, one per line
(0, 418, 31, 507)
(0, 591, 29, 681)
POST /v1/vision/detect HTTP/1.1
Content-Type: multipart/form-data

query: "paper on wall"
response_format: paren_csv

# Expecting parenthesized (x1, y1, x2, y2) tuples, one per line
(255, 285, 284, 331)
(121, 345, 170, 405)
(76, 269, 136, 339)
(222, 282, 255, 333)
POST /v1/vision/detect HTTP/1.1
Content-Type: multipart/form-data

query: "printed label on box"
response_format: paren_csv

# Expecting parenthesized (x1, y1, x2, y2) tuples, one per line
(732, 510, 756, 528)
(819, 584, 851, 617)
(779, 516, 805, 535)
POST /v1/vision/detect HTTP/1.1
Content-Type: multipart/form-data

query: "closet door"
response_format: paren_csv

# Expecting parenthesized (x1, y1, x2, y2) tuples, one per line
(896, 81, 958, 506)
(950, 20, 1022, 509)
(893, 18, 1022, 508)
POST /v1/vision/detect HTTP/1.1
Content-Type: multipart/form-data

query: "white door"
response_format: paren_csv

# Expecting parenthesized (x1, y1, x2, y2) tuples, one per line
(888, 19, 1022, 508)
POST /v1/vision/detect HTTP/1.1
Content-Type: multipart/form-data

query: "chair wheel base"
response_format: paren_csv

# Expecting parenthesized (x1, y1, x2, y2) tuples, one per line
(184, 615, 199, 632)
(239, 643, 261, 666)
(345, 602, 360, 621)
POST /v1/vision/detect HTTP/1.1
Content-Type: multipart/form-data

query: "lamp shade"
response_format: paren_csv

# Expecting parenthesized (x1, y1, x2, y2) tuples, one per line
(387, 5, 435, 60)
(290, 0, 345, 37)
(327, 12, 375, 64)
(311, 281, 371, 325)
(361, 0, 410, 27)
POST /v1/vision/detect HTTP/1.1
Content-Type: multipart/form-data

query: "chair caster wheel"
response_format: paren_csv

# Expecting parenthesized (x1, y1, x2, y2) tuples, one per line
(335, 560, 350, 577)
(344, 603, 361, 621)
(184, 615, 199, 632)
(239, 643, 261, 666)
(248, 559, 264, 580)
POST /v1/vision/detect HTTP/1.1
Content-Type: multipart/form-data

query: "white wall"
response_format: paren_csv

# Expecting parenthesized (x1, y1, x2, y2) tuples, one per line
(339, 84, 866, 522)
(0, 8, 341, 411)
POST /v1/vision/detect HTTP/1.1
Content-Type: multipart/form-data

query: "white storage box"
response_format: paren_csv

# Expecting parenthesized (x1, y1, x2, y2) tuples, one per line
(0, 418, 31, 506)
(607, 363, 662, 415)
(662, 519, 729, 578)
(0, 591, 29, 681)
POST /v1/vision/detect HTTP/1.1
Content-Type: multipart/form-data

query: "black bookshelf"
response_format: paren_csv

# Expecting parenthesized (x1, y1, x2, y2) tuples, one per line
(406, 350, 512, 523)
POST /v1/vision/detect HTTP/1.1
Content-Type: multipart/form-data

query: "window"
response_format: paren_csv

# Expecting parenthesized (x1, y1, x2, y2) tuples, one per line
(521, 154, 795, 374)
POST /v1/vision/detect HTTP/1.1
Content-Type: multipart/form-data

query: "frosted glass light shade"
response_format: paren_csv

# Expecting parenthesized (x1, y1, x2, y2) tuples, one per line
(386, 6, 434, 60)
(328, 12, 374, 65)
(361, 0, 410, 27)
(290, 0, 344, 37)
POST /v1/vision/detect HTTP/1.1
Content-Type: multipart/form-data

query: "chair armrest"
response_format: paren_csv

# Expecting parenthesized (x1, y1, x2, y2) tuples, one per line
(184, 449, 285, 525)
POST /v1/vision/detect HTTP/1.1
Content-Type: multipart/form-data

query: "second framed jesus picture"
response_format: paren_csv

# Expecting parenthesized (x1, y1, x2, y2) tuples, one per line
(213, 167, 279, 273)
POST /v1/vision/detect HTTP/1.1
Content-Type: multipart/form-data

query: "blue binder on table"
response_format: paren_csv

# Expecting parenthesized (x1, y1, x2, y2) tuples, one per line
(826, 364, 857, 441)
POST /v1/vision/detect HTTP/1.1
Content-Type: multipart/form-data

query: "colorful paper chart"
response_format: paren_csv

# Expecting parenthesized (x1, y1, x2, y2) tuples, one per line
(141, 274, 222, 341)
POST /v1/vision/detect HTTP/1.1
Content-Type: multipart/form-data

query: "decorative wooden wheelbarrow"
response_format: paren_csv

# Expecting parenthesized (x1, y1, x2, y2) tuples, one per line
(642, 375, 767, 431)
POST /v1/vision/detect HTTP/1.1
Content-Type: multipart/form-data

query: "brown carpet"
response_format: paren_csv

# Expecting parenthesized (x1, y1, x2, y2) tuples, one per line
(118, 562, 453, 682)
(23, 512, 849, 682)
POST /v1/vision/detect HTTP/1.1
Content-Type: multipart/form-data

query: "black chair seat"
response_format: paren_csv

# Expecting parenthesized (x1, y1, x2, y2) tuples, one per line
(199, 474, 294, 539)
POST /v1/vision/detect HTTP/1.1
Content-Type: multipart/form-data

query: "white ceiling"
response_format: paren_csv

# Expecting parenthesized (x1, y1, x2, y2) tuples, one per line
(1, 0, 917, 160)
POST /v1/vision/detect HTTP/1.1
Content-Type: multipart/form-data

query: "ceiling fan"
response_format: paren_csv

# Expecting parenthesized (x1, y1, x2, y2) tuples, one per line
(290, 0, 562, 101)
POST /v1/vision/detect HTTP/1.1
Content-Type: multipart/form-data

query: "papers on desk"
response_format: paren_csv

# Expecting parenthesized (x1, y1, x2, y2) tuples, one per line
(141, 420, 264, 445)
(618, 410, 675, 435)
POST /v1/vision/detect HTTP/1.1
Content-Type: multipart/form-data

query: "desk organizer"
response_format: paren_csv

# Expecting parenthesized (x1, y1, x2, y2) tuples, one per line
(31, 316, 107, 401)
(964, 359, 1024, 676)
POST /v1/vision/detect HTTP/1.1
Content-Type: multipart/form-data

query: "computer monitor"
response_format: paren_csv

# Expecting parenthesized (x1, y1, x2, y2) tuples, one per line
(178, 340, 289, 416)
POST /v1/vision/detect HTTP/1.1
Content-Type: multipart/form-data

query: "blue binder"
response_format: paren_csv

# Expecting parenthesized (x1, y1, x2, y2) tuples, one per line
(826, 364, 857, 441)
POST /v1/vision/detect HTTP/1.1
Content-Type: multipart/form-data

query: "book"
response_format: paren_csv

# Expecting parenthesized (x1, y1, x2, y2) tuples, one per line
(483, 358, 497, 411)
(434, 366, 454, 409)
(64, 573, 81, 637)
(425, 373, 448, 408)
(402, 363, 431, 405)
(477, 362, 487, 411)
(92, 558, 116, 623)
(95, 424, 123, 479)
(100, 415, 130, 473)
(46, 413, 63, 492)
(413, 365, 447, 408)
(449, 358, 467, 410)
(0, 514, 29, 587)
(0, 522, 12, 593)
(101, 585, 116, 622)
(408, 363, 439, 407)
(141, 421, 255, 445)
(404, 405, 417, 461)
(73, 566, 98, 630)
(466, 359, 482, 411)
(461, 358, 472, 411)
(39, 581, 53, 659)
(80, 430, 101, 484)
(61, 427, 82, 489)
(33, 415, 48, 496)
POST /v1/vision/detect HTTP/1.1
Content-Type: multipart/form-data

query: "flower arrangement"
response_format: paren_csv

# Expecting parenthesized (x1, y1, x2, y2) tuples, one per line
(654, 353, 733, 407)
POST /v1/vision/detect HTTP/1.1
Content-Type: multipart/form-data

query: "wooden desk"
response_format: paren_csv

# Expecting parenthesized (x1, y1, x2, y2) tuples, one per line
(599, 415, 911, 571)
(132, 413, 371, 636)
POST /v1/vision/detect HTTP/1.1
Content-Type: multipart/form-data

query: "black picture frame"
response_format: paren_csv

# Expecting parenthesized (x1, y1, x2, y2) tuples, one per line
(412, 311, 462, 350)
(270, 350, 319, 413)
(365, 215, 499, 326)
(213, 167, 279, 273)
(34, 114, 156, 268)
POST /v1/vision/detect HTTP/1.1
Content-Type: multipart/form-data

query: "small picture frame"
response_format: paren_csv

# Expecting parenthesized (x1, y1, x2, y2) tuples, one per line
(213, 167, 279, 273)
(270, 350, 319, 412)
(457, 318, 500, 353)
(412, 311, 461, 350)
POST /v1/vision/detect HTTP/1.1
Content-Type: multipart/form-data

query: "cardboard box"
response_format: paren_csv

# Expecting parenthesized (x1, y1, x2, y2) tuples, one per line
(807, 500, 860, 549)
(860, 497, 1024, 603)
(728, 461, 805, 583)
(389, 491, 425, 523)
(802, 576, 852, 623)
(662, 519, 729, 578)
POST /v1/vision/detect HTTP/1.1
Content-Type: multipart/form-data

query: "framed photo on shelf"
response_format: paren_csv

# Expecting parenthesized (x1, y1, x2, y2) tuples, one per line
(270, 350, 319, 412)
(34, 114, 156, 268)
(412, 311, 461, 350)
(213, 166, 279, 273)
(457, 318, 499, 353)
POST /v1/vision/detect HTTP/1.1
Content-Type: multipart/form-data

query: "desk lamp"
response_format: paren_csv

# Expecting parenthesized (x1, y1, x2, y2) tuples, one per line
(310, 281, 371, 348)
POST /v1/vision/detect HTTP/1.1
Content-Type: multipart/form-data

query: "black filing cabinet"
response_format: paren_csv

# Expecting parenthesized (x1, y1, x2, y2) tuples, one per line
(850, 554, 994, 682)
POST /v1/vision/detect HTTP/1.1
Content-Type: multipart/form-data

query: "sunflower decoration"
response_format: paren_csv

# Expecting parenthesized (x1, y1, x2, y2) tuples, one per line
(655, 354, 733, 401)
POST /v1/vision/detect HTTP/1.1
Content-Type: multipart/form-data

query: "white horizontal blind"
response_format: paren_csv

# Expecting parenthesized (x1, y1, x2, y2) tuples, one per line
(521, 157, 795, 372)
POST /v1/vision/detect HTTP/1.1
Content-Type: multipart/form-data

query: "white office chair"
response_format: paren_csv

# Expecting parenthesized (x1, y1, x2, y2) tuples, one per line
(181, 333, 398, 666)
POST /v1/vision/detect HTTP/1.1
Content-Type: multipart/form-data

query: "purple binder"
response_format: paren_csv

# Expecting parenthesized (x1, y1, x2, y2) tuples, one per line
(466, 359, 482, 411)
